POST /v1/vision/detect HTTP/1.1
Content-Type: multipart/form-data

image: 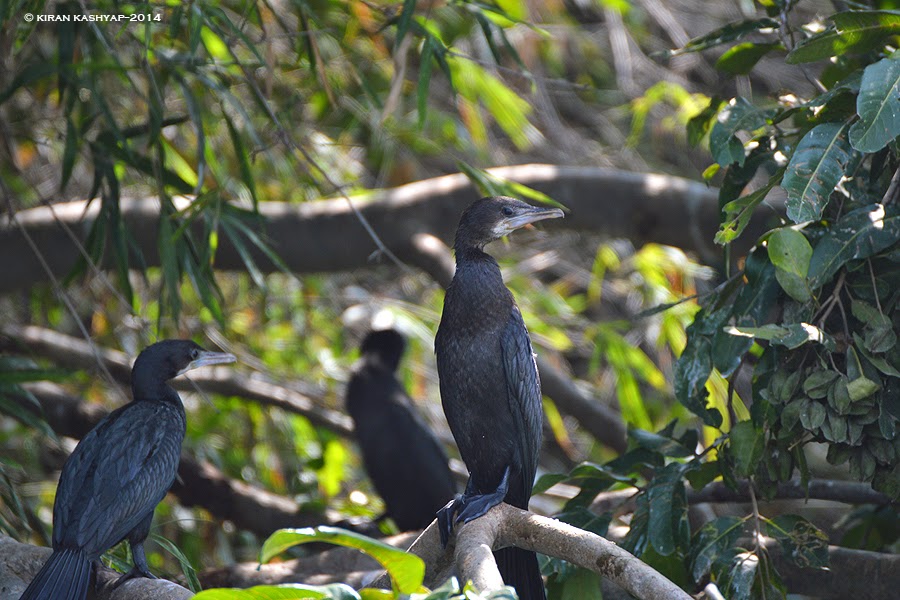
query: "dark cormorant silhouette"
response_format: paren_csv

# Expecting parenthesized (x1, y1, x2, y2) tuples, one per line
(20, 339, 236, 600)
(345, 329, 456, 531)
(435, 197, 563, 600)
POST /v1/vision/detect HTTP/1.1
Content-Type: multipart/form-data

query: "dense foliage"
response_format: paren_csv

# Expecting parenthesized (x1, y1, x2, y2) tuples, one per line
(2, 1, 899, 600)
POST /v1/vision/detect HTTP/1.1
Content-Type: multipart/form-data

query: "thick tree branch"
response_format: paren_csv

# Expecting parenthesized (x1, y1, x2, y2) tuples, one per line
(0, 535, 192, 600)
(590, 479, 895, 515)
(687, 479, 895, 506)
(449, 503, 691, 600)
(0, 165, 772, 295)
(0, 324, 355, 437)
(18, 381, 338, 538)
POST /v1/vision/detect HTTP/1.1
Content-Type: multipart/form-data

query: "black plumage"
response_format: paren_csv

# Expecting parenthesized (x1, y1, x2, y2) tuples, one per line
(20, 339, 235, 600)
(435, 197, 563, 600)
(346, 329, 456, 531)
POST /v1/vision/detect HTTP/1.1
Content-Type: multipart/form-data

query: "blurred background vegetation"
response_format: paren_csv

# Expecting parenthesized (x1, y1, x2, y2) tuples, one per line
(2, 0, 899, 599)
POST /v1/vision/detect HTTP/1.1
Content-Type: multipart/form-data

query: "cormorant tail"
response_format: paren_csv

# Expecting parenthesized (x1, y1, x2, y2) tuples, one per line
(19, 548, 92, 600)
(495, 546, 546, 600)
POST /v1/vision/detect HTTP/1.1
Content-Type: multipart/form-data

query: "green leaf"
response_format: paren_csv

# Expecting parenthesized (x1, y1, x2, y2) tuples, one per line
(193, 583, 359, 599)
(151, 534, 201, 593)
(788, 11, 900, 64)
(767, 228, 813, 302)
(808, 204, 900, 288)
(730, 421, 764, 477)
(709, 98, 774, 167)
(726, 323, 832, 350)
(260, 528, 424, 594)
(782, 122, 854, 223)
(716, 42, 782, 75)
(691, 516, 745, 581)
(763, 515, 829, 569)
(647, 464, 688, 557)
(417, 37, 434, 128)
(673, 18, 779, 55)
(715, 170, 783, 244)
(800, 400, 827, 430)
(687, 96, 724, 147)
(395, 0, 417, 46)
(850, 57, 900, 152)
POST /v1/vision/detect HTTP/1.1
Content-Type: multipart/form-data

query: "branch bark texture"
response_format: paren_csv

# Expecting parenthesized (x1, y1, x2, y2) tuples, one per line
(1, 164, 771, 295)
(0, 535, 192, 600)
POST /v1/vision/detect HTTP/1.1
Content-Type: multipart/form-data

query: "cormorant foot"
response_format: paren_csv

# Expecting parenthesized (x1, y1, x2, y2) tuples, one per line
(111, 565, 157, 589)
(437, 494, 463, 547)
(455, 466, 510, 525)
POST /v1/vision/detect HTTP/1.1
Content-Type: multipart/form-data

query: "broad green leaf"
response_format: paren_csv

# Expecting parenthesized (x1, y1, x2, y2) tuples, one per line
(193, 584, 359, 599)
(763, 515, 829, 569)
(783, 122, 854, 222)
(726, 323, 832, 350)
(808, 204, 900, 288)
(787, 11, 900, 64)
(260, 528, 424, 594)
(850, 56, 900, 152)
(800, 400, 827, 430)
(768, 228, 812, 276)
(716, 42, 782, 75)
(730, 421, 764, 477)
(691, 516, 745, 581)
(672, 18, 779, 55)
(709, 98, 774, 167)
(647, 463, 688, 556)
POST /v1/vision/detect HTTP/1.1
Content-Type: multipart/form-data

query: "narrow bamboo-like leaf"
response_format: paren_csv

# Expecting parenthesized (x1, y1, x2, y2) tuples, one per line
(61, 117, 79, 191)
(260, 527, 424, 594)
(395, 0, 417, 46)
(849, 56, 900, 152)
(151, 534, 201, 592)
(223, 112, 257, 209)
(783, 122, 854, 222)
(672, 18, 779, 55)
(417, 37, 434, 128)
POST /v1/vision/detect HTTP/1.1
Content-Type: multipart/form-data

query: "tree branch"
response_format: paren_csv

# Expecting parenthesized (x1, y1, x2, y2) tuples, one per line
(687, 479, 895, 506)
(0, 324, 355, 438)
(0, 535, 192, 600)
(0, 165, 771, 295)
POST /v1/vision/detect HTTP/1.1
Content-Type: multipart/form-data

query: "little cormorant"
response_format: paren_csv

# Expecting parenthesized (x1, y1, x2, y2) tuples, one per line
(345, 329, 456, 531)
(435, 197, 563, 600)
(20, 340, 236, 600)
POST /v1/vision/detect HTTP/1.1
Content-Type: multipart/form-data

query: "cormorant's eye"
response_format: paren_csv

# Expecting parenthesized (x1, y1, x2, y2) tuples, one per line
(190, 348, 200, 360)
(501, 206, 514, 217)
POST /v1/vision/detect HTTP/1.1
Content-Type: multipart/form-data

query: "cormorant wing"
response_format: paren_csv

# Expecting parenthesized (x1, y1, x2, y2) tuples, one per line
(54, 402, 183, 553)
(500, 305, 543, 504)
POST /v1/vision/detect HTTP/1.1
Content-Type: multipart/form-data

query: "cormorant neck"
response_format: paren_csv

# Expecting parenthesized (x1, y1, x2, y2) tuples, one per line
(454, 244, 496, 264)
(131, 376, 182, 405)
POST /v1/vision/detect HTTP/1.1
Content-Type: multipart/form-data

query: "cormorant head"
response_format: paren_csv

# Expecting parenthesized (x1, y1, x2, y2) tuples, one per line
(360, 329, 406, 373)
(454, 196, 565, 251)
(132, 339, 236, 392)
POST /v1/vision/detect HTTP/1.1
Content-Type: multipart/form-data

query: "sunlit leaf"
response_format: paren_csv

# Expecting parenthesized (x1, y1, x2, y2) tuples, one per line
(849, 56, 900, 152)
(260, 528, 424, 594)
(783, 122, 854, 223)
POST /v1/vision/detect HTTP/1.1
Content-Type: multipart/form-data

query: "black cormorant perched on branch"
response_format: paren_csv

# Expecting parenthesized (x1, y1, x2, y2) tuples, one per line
(346, 329, 456, 531)
(435, 197, 563, 600)
(20, 339, 236, 600)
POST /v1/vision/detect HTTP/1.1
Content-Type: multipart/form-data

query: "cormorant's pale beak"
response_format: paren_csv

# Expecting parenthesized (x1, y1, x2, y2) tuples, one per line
(497, 206, 565, 236)
(178, 351, 237, 376)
